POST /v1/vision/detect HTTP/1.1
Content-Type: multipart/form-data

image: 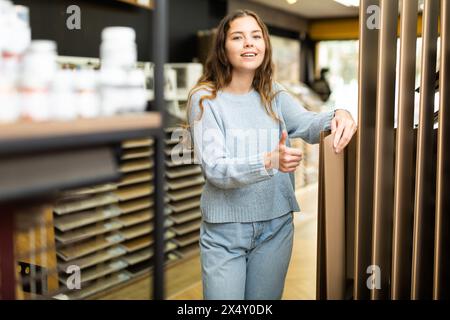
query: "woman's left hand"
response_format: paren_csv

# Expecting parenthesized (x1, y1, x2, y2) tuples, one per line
(331, 109, 357, 154)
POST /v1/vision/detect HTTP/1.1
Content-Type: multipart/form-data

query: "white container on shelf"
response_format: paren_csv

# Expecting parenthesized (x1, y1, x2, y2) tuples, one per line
(0, 74, 19, 123)
(0, 1, 13, 70)
(2, 4, 31, 77)
(74, 69, 101, 118)
(19, 40, 58, 122)
(100, 26, 146, 115)
(99, 67, 127, 116)
(49, 70, 77, 121)
(100, 27, 137, 69)
(127, 68, 147, 113)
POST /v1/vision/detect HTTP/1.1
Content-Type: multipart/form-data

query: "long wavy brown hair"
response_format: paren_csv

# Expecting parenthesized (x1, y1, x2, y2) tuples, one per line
(186, 9, 281, 125)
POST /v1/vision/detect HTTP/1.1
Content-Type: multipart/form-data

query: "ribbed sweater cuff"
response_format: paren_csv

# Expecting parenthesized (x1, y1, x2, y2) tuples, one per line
(323, 109, 335, 131)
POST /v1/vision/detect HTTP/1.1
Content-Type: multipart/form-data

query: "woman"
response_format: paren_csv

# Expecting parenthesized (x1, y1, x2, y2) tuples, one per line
(187, 9, 356, 300)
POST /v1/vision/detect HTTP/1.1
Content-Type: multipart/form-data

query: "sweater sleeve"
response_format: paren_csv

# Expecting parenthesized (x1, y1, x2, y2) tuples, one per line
(188, 93, 277, 190)
(277, 89, 335, 144)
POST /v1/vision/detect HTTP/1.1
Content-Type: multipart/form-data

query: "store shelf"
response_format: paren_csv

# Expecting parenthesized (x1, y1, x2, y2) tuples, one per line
(167, 185, 203, 202)
(117, 171, 153, 187)
(0, 0, 170, 301)
(60, 184, 118, 197)
(117, 209, 154, 227)
(171, 231, 200, 248)
(54, 193, 119, 216)
(170, 218, 201, 236)
(122, 139, 154, 149)
(166, 165, 202, 179)
(121, 147, 153, 161)
(166, 175, 204, 190)
(58, 246, 127, 270)
(163, 122, 203, 267)
(120, 159, 154, 173)
(115, 184, 154, 202)
(120, 223, 153, 240)
(168, 196, 201, 213)
(57, 233, 126, 262)
(0, 113, 161, 155)
(169, 208, 201, 225)
(119, 198, 154, 214)
(54, 205, 121, 232)
(55, 220, 123, 245)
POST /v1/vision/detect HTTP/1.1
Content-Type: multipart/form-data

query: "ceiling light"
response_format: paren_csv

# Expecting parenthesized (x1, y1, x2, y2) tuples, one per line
(286, 0, 298, 4)
(334, 0, 359, 7)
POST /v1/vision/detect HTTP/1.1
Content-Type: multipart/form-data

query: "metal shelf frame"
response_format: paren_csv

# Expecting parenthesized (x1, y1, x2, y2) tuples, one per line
(0, 0, 167, 300)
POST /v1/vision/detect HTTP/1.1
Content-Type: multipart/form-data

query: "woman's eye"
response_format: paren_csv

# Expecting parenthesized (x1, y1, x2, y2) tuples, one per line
(232, 36, 242, 40)
(254, 35, 262, 39)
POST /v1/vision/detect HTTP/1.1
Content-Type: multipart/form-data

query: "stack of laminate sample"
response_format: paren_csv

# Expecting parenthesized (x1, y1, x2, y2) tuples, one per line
(117, 138, 177, 276)
(53, 184, 130, 299)
(164, 127, 203, 259)
(52, 138, 177, 299)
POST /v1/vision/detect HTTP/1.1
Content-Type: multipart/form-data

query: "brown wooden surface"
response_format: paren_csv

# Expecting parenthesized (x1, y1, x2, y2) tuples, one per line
(14, 206, 59, 298)
(0, 113, 160, 143)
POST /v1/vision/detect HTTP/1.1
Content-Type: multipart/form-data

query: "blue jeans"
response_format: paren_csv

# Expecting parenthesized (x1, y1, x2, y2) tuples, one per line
(200, 212, 294, 300)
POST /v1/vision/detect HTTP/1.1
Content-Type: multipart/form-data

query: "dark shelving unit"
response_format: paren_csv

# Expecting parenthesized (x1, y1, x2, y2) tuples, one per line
(0, 0, 167, 300)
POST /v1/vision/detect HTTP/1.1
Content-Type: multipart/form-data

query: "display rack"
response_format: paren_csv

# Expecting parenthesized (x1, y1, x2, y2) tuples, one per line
(50, 138, 181, 299)
(164, 127, 203, 260)
(0, 0, 168, 300)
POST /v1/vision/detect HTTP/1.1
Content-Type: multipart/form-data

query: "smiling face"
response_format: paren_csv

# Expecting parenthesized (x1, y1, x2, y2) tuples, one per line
(225, 16, 266, 74)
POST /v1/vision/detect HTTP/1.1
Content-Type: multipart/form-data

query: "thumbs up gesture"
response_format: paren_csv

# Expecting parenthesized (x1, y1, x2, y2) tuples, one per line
(264, 131, 303, 173)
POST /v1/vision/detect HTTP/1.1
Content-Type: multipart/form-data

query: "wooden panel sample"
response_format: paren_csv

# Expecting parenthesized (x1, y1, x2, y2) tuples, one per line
(117, 209, 154, 227)
(54, 205, 121, 232)
(167, 185, 203, 202)
(57, 233, 125, 261)
(166, 166, 202, 179)
(169, 208, 201, 225)
(115, 184, 154, 202)
(168, 197, 201, 213)
(119, 198, 153, 215)
(166, 175, 205, 190)
(54, 193, 118, 215)
(119, 159, 154, 173)
(118, 171, 153, 187)
(55, 220, 123, 245)
(170, 219, 201, 236)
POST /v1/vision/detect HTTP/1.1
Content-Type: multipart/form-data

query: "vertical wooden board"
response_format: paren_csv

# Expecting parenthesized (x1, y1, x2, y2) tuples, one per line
(323, 134, 346, 300)
(371, 0, 399, 300)
(412, 0, 440, 300)
(433, 0, 450, 298)
(354, 0, 380, 300)
(316, 131, 328, 300)
(391, 0, 418, 300)
(345, 134, 357, 288)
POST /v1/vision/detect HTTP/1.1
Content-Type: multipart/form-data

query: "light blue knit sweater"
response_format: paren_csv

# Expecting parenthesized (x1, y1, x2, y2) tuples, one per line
(188, 83, 335, 223)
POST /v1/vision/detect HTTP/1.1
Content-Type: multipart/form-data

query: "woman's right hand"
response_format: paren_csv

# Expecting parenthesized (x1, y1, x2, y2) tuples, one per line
(264, 131, 303, 173)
